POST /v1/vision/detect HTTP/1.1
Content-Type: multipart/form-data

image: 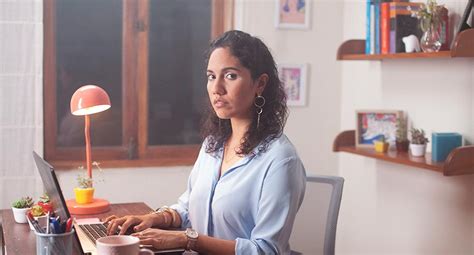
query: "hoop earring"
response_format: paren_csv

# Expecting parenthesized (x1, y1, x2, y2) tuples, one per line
(254, 95, 265, 129)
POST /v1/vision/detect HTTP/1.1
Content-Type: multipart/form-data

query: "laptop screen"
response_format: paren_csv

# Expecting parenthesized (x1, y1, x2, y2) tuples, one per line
(33, 151, 85, 255)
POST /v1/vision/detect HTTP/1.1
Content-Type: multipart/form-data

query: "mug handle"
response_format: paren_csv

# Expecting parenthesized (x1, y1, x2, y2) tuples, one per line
(139, 248, 154, 255)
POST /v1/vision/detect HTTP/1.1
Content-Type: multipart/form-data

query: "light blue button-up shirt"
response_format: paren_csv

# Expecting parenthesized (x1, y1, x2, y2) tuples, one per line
(170, 134, 306, 254)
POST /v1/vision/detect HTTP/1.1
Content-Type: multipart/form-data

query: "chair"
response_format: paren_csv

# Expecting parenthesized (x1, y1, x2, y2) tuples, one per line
(290, 175, 344, 255)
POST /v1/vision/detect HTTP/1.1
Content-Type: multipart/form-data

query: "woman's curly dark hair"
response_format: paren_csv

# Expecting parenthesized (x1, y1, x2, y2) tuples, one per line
(201, 30, 288, 155)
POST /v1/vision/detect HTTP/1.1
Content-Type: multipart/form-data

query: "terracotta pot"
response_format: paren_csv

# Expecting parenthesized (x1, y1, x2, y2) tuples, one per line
(396, 140, 409, 152)
(74, 187, 95, 204)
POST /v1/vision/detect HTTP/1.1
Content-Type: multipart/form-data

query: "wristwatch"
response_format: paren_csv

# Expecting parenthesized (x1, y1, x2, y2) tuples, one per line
(185, 228, 199, 251)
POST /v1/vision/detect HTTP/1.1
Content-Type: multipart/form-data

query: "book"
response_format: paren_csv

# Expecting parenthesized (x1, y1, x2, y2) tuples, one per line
(366, 0, 372, 54)
(380, 2, 390, 54)
(389, 2, 423, 53)
(374, 0, 381, 54)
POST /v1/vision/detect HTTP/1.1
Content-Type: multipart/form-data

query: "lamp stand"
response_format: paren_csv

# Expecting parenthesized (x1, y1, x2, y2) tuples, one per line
(66, 114, 110, 215)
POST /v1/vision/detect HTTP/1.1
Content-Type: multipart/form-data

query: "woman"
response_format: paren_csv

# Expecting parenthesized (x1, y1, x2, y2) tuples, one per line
(105, 30, 306, 254)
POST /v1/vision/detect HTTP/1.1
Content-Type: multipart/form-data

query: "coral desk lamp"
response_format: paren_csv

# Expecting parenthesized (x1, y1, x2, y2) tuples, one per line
(66, 85, 111, 214)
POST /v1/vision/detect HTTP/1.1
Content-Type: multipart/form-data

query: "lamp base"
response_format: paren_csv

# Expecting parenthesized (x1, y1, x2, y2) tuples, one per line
(66, 198, 110, 215)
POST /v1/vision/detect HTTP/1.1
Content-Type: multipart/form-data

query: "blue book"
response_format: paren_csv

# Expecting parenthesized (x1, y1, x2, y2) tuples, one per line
(374, 0, 381, 54)
(365, 0, 372, 54)
(431, 133, 462, 162)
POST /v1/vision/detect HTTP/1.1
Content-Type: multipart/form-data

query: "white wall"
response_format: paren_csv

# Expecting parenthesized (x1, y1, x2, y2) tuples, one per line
(338, 1, 474, 254)
(235, 0, 343, 176)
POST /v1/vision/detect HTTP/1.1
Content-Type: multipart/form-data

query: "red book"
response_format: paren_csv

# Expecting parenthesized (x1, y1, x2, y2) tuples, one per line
(381, 2, 390, 54)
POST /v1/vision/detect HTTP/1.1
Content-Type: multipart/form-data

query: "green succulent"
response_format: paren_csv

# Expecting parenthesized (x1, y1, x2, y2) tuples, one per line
(410, 128, 429, 145)
(77, 174, 93, 189)
(396, 117, 408, 141)
(12, 196, 34, 209)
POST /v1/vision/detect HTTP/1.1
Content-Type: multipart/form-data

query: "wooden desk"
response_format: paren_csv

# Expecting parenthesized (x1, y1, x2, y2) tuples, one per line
(1, 202, 153, 255)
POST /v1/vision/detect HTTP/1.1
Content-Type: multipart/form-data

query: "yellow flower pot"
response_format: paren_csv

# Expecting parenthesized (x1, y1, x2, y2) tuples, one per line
(74, 187, 95, 204)
(374, 141, 389, 153)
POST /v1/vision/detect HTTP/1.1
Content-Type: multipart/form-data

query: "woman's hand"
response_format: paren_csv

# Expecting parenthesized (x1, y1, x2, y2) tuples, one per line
(132, 229, 187, 250)
(104, 214, 157, 235)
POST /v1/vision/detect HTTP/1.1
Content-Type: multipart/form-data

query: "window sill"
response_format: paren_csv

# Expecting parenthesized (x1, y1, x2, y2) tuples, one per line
(50, 158, 196, 170)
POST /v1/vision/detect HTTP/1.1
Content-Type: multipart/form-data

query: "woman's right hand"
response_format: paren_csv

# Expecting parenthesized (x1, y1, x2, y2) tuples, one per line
(104, 214, 156, 236)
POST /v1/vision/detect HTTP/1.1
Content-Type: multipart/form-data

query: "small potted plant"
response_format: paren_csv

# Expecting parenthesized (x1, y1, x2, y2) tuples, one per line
(374, 135, 389, 153)
(11, 196, 34, 223)
(396, 117, 410, 152)
(37, 193, 53, 214)
(28, 204, 48, 230)
(74, 173, 95, 204)
(410, 128, 430, 157)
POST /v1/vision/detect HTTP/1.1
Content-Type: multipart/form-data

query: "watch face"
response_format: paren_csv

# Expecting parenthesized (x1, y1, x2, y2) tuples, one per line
(186, 228, 198, 239)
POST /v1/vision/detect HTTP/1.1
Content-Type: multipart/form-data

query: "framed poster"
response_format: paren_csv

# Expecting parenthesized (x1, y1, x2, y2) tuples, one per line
(278, 63, 308, 106)
(356, 110, 403, 147)
(275, 0, 311, 29)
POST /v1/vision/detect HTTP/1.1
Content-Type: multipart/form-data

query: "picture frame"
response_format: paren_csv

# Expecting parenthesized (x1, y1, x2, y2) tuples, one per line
(278, 63, 308, 106)
(275, 0, 311, 29)
(355, 110, 403, 147)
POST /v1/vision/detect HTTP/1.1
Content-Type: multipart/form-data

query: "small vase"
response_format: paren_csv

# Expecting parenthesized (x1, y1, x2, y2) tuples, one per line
(74, 187, 95, 204)
(12, 207, 30, 223)
(396, 140, 409, 152)
(374, 141, 389, 153)
(410, 143, 426, 157)
(420, 24, 441, 53)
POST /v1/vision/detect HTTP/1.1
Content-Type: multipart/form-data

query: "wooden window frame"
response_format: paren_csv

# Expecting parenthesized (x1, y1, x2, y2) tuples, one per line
(44, 0, 233, 168)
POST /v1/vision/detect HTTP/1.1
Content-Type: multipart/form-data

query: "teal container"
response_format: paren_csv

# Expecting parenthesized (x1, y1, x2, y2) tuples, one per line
(431, 133, 462, 162)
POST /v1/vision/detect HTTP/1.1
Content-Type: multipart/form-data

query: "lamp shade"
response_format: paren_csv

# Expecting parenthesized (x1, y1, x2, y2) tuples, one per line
(70, 85, 111, 116)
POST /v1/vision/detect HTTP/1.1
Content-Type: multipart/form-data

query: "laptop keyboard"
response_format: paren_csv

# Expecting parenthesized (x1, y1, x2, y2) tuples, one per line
(78, 223, 109, 244)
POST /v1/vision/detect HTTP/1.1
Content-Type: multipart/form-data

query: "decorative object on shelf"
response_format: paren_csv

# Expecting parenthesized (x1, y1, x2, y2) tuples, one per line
(67, 84, 111, 214)
(432, 133, 462, 162)
(373, 136, 389, 153)
(409, 128, 429, 157)
(355, 110, 401, 147)
(452, 0, 472, 40)
(402, 34, 421, 53)
(333, 130, 474, 176)
(411, 0, 444, 52)
(11, 196, 34, 223)
(395, 116, 410, 152)
(275, 0, 310, 29)
(278, 63, 308, 106)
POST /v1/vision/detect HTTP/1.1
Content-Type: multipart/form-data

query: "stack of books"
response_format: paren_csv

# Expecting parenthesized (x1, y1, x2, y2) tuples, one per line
(365, 0, 449, 54)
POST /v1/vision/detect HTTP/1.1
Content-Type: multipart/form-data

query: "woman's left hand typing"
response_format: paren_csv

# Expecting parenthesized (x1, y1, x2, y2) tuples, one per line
(132, 228, 187, 250)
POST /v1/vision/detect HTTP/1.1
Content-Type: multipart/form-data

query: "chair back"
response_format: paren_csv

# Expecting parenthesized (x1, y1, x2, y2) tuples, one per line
(290, 175, 344, 255)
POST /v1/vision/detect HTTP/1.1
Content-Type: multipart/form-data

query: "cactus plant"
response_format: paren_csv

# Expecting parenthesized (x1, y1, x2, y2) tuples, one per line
(11, 196, 34, 209)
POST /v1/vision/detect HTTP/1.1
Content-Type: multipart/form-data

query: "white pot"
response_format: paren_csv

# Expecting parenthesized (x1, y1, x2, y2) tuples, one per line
(410, 143, 426, 157)
(12, 207, 30, 223)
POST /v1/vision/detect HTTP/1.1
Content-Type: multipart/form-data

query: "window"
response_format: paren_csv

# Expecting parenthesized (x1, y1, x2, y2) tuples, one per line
(44, 0, 233, 167)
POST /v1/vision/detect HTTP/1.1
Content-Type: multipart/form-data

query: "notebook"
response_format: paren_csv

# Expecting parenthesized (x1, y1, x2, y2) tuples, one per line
(32, 151, 184, 255)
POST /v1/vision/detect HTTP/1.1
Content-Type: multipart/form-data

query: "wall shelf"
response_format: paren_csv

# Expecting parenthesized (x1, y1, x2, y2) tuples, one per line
(333, 130, 474, 176)
(337, 28, 474, 60)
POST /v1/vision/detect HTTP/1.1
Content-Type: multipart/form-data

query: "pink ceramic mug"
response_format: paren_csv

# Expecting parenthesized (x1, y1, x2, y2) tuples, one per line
(96, 235, 153, 255)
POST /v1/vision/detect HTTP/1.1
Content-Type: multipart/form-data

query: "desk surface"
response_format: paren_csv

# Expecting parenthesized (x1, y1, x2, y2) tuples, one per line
(1, 202, 152, 255)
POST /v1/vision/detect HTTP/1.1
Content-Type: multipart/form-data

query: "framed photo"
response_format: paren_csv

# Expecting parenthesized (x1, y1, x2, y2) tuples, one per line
(275, 0, 311, 29)
(355, 110, 403, 147)
(278, 63, 308, 106)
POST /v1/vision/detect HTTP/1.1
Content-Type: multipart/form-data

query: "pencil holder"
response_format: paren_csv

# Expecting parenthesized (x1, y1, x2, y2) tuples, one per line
(35, 229, 75, 255)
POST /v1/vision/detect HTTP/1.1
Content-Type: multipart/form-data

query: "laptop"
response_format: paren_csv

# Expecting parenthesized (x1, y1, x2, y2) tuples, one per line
(32, 151, 184, 255)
